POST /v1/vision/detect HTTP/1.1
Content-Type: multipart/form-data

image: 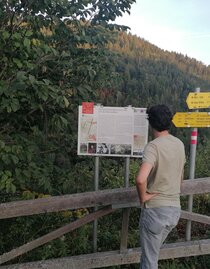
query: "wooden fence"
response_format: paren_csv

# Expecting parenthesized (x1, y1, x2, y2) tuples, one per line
(0, 177, 210, 268)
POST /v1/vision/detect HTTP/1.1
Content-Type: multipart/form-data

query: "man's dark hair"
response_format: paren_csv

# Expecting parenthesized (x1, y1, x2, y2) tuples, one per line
(146, 105, 173, 132)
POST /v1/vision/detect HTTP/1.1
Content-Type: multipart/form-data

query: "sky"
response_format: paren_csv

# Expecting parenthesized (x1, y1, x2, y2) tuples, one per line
(115, 0, 210, 66)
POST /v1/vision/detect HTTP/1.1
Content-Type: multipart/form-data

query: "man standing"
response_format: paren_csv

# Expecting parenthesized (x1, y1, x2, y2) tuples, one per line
(136, 104, 185, 269)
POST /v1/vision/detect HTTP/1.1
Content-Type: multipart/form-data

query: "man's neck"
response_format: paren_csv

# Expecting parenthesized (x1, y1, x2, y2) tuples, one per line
(153, 129, 169, 138)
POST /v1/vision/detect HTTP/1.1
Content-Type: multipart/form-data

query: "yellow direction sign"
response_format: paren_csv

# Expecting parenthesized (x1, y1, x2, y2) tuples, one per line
(172, 112, 210, 127)
(186, 92, 210, 109)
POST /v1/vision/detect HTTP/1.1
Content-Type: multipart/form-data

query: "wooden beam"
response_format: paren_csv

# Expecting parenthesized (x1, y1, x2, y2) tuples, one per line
(181, 210, 210, 225)
(0, 207, 114, 265)
(0, 177, 210, 219)
(1, 239, 210, 269)
(181, 177, 210, 195)
(0, 187, 135, 219)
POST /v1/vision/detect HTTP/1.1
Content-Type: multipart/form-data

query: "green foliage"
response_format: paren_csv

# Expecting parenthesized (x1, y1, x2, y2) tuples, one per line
(0, 0, 136, 195)
(0, 210, 92, 261)
(0, 0, 136, 264)
(195, 140, 210, 178)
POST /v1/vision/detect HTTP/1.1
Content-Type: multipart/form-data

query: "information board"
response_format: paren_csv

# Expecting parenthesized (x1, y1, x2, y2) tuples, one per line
(77, 104, 148, 158)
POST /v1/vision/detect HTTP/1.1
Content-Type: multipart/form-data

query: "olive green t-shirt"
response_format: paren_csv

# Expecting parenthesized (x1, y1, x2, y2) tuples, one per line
(143, 134, 185, 208)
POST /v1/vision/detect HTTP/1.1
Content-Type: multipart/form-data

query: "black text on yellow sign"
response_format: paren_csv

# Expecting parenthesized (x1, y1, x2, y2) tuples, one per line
(172, 112, 210, 128)
(186, 92, 210, 109)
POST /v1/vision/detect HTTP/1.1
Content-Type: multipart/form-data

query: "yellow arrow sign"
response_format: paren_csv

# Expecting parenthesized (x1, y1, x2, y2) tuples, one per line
(186, 92, 210, 109)
(172, 112, 210, 127)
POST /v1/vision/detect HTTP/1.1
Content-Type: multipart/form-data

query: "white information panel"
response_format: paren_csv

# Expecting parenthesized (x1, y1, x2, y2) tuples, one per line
(77, 104, 148, 158)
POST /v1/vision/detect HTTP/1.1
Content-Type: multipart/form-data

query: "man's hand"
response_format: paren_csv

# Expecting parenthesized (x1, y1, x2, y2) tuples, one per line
(141, 192, 159, 203)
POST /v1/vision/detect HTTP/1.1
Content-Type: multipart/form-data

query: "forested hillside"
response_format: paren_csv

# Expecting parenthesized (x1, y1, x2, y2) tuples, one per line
(0, 1, 210, 268)
(106, 32, 210, 109)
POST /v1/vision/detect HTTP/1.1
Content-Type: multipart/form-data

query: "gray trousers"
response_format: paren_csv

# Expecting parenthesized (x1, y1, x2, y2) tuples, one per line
(139, 206, 181, 269)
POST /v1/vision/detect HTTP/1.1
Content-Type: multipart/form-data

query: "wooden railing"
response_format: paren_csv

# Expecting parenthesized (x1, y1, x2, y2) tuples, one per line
(0, 177, 210, 268)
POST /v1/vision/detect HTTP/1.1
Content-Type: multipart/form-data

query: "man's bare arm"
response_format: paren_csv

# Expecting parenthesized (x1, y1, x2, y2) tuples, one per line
(136, 162, 158, 204)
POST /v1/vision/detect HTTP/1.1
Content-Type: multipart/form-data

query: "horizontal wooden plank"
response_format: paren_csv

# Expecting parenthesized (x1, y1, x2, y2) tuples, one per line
(0, 188, 134, 219)
(0, 177, 210, 219)
(181, 210, 210, 225)
(1, 239, 210, 269)
(181, 177, 210, 195)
